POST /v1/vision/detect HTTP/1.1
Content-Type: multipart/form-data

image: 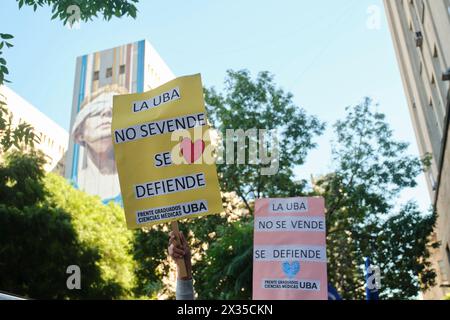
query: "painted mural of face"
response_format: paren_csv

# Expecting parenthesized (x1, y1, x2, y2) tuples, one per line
(73, 90, 117, 175)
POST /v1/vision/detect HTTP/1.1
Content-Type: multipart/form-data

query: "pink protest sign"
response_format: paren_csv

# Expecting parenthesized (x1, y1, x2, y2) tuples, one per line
(253, 197, 327, 300)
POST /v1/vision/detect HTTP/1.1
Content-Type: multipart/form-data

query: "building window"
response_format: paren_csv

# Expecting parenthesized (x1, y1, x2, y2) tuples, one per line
(433, 44, 438, 58)
(106, 67, 113, 78)
(415, 31, 423, 48)
(119, 65, 126, 75)
(93, 70, 100, 81)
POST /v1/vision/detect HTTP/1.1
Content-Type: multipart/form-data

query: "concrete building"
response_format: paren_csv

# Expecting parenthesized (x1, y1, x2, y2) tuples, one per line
(0, 85, 68, 174)
(384, 0, 450, 299)
(65, 40, 174, 203)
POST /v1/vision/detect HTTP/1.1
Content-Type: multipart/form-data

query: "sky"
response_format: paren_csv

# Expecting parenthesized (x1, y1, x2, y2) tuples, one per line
(0, 0, 431, 211)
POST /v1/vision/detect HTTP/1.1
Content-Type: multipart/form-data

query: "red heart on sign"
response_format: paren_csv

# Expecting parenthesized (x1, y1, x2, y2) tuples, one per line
(180, 138, 205, 164)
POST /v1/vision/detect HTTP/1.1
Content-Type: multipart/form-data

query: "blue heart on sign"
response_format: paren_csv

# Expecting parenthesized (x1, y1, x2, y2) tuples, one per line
(282, 261, 300, 279)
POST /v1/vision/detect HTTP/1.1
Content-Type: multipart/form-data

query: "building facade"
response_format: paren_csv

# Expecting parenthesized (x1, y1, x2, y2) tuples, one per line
(0, 85, 68, 174)
(384, 0, 450, 299)
(65, 40, 175, 203)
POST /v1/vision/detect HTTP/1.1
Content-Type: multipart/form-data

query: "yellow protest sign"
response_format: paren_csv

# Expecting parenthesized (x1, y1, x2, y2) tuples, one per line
(112, 74, 222, 229)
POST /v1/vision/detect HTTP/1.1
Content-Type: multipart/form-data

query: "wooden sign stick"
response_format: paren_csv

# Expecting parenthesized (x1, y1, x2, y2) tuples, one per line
(171, 221, 189, 279)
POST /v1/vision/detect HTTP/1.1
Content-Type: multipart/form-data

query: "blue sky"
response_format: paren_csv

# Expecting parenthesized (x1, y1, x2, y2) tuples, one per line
(0, 0, 431, 211)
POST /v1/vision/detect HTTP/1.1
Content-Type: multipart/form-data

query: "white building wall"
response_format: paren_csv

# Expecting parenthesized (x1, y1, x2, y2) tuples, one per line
(0, 85, 68, 173)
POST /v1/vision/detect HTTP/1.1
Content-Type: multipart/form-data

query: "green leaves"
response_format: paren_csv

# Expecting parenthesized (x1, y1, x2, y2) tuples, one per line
(354, 203, 437, 299)
(205, 69, 325, 203)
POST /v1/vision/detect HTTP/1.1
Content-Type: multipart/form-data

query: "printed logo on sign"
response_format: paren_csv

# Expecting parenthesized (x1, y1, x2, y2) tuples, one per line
(269, 198, 308, 213)
(136, 200, 208, 225)
(112, 74, 223, 229)
(132, 87, 180, 113)
(367, 265, 382, 291)
(66, 265, 81, 290)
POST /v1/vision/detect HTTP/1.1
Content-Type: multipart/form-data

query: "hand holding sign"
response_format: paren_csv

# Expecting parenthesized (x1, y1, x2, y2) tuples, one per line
(113, 75, 221, 299)
(168, 223, 191, 280)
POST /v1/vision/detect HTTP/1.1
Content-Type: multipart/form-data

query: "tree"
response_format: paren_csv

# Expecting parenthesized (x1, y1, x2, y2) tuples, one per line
(133, 225, 172, 299)
(0, 100, 39, 154)
(0, 0, 139, 85)
(0, 149, 136, 299)
(0, 83, 136, 299)
(355, 202, 436, 299)
(313, 97, 437, 299)
(0, 1, 143, 298)
(194, 220, 253, 300)
(0, 201, 106, 299)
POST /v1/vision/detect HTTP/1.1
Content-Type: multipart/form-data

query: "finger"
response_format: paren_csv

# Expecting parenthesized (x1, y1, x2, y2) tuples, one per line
(172, 250, 184, 259)
(172, 247, 185, 256)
